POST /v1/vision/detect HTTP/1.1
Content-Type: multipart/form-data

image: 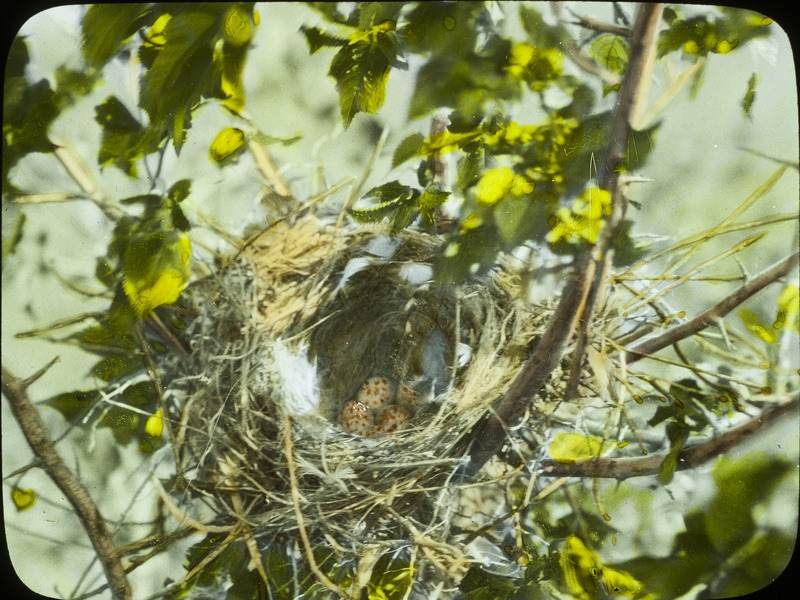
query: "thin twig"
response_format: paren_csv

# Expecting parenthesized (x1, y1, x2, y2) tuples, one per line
(1, 365, 132, 600)
(627, 251, 799, 363)
(539, 394, 799, 479)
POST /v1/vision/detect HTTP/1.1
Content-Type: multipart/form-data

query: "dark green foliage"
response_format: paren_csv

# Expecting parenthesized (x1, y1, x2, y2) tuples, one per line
(350, 180, 421, 232)
(742, 73, 759, 118)
(647, 378, 732, 483)
(657, 5, 773, 58)
(83, 3, 258, 171)
(95, 96, 159, 175)
(81, 3, 155, 67)
(45, 380, 158, 448)
(328, 22, 404, 127)
(300, 25, 348, 54)
(1, 213, 27, 260)
(617, 452, 795, 599)
(3, 37, 100, 194)
(461, 566, 521, 600)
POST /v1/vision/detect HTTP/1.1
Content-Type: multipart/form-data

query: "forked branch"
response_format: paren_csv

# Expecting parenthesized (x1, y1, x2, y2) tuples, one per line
(1, 365, 132, 600)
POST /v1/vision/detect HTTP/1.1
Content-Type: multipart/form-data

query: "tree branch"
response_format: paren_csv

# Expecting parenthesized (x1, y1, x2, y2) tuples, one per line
(1, 365, 132, 600)
(462, 4, 665, 475)
(539, 394, 799, 479)
(627, 251, 799, 363)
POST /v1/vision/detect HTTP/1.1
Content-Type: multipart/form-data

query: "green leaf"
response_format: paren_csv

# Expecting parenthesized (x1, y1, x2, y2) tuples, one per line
(351, 181, 421, 232)
(518, 4, 572, 49)
(11, 487, 37, 512)
(122, 230, 192, 317)
(97, 381, 158, 446)
(706, 452, 794, 556)
(92, 354, 145, 383)
(403, 1, 483, 56)
(168, 179, 192, 203)
(2, 213, 27, 260)
(94, 96, 158, 176)
(742, 72, 760, 118)
(714, 531, 796, 598)
(659, 420, 689, 484)
(550, 432, 609, 464)
(367, 553, 412, 600)
(53, 66, 101, 103)
(73, 292, 138, 351)
(264, 550, 294, 600)
(82, 3, 155, 67)
(391, 132, 424, 168)
(435, 221, 503, 284)
(418, 187, 450, 226)
(455, 142, 485, 193)
(138, 5, 229, 149)
(209, 127, 246, 163)
(328, 22, 400, 127)
(589, 35, 630, 76)
(300, 25, 348, 54)
(46, 389, 99, 422)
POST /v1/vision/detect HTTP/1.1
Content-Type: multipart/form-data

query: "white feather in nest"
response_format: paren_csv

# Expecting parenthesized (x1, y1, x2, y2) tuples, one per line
(270, 339, 320, 416)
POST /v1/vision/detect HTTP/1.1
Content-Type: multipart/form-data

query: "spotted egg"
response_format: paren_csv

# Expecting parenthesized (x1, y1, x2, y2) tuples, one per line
(396, 384, 419, 413)
(374, 404, 411, 435)
(338, 400, 374, 437)
(356, 376, 391, 410)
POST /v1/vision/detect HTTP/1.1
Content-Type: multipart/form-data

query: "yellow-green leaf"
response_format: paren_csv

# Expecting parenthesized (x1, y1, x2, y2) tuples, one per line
(223, 5, 252, 46)
(11, 487, 37, 511)
(603, 566, 644, 597)
(476, 167, 514, 205)
(123, 232, 192, 317)
(550, 432, 609, 464)
(560, 535, 602, 600)
(328, 21, 400, 127)
(145, 408, 164, 438)
(775, 284, 799, 333)
(589, 35, 630, 76)
(209, 127, 246, 162)
(739, 307, 777, 343)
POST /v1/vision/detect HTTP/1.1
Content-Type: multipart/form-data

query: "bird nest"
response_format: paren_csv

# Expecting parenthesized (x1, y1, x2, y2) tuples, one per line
(159, 210, 596, 594)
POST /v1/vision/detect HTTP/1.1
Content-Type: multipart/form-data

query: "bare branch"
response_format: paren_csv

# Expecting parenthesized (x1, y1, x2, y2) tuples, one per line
(627, 251, 799, 363)
(540, 394, 799, 479)
(1, 365, 132, 600)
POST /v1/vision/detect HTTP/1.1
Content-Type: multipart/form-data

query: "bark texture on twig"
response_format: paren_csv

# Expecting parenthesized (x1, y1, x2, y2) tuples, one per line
(464, 4, 665, 475)
(1, 365, 132, 600)
(540, 394, 799, 479)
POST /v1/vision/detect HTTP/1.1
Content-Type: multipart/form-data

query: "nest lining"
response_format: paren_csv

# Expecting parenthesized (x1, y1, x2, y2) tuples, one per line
(160, 211, 603, 591)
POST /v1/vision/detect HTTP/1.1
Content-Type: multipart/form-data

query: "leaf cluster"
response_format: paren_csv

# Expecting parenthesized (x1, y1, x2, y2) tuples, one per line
(3, 37, 101, 194)
(84, 3, 258, 174)
(616, 452, 795, 599)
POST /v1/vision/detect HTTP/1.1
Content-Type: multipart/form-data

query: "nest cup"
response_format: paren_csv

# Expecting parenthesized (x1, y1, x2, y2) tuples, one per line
(163, 211, 565, 591)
